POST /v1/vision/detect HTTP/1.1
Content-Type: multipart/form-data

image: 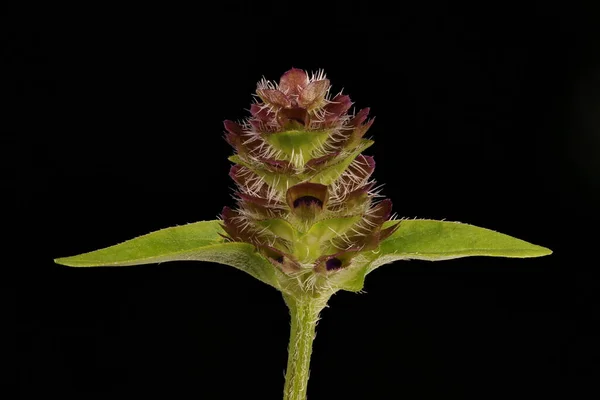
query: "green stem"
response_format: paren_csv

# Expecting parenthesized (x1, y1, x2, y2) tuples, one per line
(282, 294, 329, 400)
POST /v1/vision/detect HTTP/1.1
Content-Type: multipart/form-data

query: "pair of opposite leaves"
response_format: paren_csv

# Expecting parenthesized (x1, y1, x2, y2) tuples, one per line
(54, 218, 551, 294)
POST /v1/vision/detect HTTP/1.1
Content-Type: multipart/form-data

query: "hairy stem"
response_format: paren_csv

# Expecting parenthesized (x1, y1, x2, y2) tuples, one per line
(282, 293, 329, 400)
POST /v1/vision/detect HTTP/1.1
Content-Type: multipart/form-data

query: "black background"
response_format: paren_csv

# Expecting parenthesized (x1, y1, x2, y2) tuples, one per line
(9, 4, 600, 399)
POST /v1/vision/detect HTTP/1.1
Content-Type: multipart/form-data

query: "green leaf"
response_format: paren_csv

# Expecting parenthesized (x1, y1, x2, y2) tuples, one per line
(328, 219, 551, 293)
(54, 220, 283, 289)
(368, 219, 552, 273)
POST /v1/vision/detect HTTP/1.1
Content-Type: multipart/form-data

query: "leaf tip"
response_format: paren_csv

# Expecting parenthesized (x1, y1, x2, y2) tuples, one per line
(534, 245, 553, 257)
(53, 256, 75, 267)
(54, 254, 94, 267)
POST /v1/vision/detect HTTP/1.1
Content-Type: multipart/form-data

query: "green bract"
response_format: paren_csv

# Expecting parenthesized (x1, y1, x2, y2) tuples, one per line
(54, 68, 551, 400)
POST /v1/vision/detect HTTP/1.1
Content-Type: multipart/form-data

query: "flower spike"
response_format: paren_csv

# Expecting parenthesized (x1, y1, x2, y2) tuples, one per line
(221, 68, 397, 277)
